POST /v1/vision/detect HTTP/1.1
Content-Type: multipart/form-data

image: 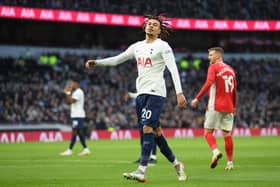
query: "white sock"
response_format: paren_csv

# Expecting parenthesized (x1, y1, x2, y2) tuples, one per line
(138, 165, 147, 173)
(227, 161, 233, 165)
(150, 154, 157, 160)
(213, 148, 219, 155)
(173, 158, 180, 166)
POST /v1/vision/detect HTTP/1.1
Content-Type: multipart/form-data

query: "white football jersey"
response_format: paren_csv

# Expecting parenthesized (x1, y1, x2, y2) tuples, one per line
(95, 39, 183, 97)
(71, 88, 86, 118)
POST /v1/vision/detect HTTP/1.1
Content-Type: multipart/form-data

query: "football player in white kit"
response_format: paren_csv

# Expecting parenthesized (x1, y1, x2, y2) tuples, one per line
(60, 78, 90, 156)
(85, 15, 187, 182)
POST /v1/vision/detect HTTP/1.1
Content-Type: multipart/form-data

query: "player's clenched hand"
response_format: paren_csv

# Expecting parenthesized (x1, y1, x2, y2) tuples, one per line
(191, 98, 198, 108)
(177, 93, 187, 109)
(63, 85, 72, 95)
(85, 60, 96, 69)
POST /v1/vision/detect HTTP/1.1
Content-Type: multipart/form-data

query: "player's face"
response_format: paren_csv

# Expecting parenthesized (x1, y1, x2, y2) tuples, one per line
(208, 50, 218, 64)
(145, 19, 161, 37)
(71, 81, 78, 89)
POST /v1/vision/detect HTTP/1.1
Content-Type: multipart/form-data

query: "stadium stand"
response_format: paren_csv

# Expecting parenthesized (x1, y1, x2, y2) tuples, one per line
(0, 54, 279, 129)
(0, 0, 279, 130)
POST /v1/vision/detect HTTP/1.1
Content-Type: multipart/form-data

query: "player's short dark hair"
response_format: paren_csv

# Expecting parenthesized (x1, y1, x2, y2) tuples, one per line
(143, 14, 172, 39)
(208, 47, 224, 57)
(71, 76, 80, 83)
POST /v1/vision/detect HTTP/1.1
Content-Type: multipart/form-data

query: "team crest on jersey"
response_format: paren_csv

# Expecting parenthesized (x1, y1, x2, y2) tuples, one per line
(164, 49, 171, 54)
(137, 57, 153, 67)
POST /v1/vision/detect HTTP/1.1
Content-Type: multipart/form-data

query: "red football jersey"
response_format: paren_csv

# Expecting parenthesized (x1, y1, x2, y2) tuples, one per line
(195, 62, 237, 113)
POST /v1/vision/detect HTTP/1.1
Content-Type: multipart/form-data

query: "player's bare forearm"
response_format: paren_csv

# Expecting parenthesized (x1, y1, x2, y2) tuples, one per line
(65, 94, 73, 105)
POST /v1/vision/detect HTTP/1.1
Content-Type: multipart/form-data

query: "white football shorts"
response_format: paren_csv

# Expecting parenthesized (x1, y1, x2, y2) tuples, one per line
(204, 110, 234, 131)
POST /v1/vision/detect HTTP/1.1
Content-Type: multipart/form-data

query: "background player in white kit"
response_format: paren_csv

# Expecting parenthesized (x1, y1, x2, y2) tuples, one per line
(60, 78, 90, 156)
(85, 14, 187, 183)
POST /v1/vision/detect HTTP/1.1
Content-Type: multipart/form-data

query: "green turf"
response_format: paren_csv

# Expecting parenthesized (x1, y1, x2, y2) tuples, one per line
(0, 136, 279, 187)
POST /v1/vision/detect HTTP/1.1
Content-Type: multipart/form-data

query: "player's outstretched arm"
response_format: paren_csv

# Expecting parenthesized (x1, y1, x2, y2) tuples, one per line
(85, 60, 96, 69)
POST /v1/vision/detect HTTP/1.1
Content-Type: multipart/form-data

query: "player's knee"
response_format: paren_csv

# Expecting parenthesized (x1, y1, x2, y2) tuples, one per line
(222, 129, 231, 137)
(154, 127, 162, 137)
(143, 125, 153, 134)
(77, 129, 83, 135)
(72, 129, 78, 135)
(204, 129, 214, 136)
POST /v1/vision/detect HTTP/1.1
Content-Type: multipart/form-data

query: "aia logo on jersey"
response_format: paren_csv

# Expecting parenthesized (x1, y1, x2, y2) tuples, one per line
(137, 57, 153, 67)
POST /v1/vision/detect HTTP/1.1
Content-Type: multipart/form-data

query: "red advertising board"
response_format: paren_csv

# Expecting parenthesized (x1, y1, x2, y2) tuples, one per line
(0, 128, 279, 143)
(1, 6, 280, 31)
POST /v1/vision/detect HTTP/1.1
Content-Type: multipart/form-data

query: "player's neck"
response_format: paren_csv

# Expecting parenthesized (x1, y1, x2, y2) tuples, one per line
(215, 59, 223, 64)
(145, 35, 158, 43)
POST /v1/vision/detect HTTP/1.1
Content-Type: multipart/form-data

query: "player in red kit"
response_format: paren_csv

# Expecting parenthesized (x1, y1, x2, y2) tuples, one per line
(191, 47, 237, 170)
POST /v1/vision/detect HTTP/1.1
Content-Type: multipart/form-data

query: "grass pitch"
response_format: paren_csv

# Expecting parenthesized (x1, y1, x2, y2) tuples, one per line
(0, 136, 279, 187)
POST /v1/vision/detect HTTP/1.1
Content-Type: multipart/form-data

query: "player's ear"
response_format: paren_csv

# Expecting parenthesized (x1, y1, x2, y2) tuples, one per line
(142, 21, 147, 32)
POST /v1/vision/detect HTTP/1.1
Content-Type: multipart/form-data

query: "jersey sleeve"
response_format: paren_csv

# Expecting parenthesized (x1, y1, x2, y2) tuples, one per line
(161, 42, 183, 94)
(72, 89, 82, 102)
(195, 64, 216, 100)
(96, 43, 135, 66)
(233, 77, 237, 109)
(128, 92, 138, 99)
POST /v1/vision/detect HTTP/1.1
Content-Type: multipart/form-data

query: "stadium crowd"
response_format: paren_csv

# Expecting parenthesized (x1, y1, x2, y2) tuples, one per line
(1, 0, 279, 20)
(0, 54, 279, 129)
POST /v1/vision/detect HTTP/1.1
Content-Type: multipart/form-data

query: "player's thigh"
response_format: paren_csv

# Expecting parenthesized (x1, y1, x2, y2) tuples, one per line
(136, 94, 165, 129)
(136, 95, 145, 126)
(221, 113, 234, 131)
(204, 110, 220, 129)
(154, 126, 162, 137)
(71, 118, 85, 129)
